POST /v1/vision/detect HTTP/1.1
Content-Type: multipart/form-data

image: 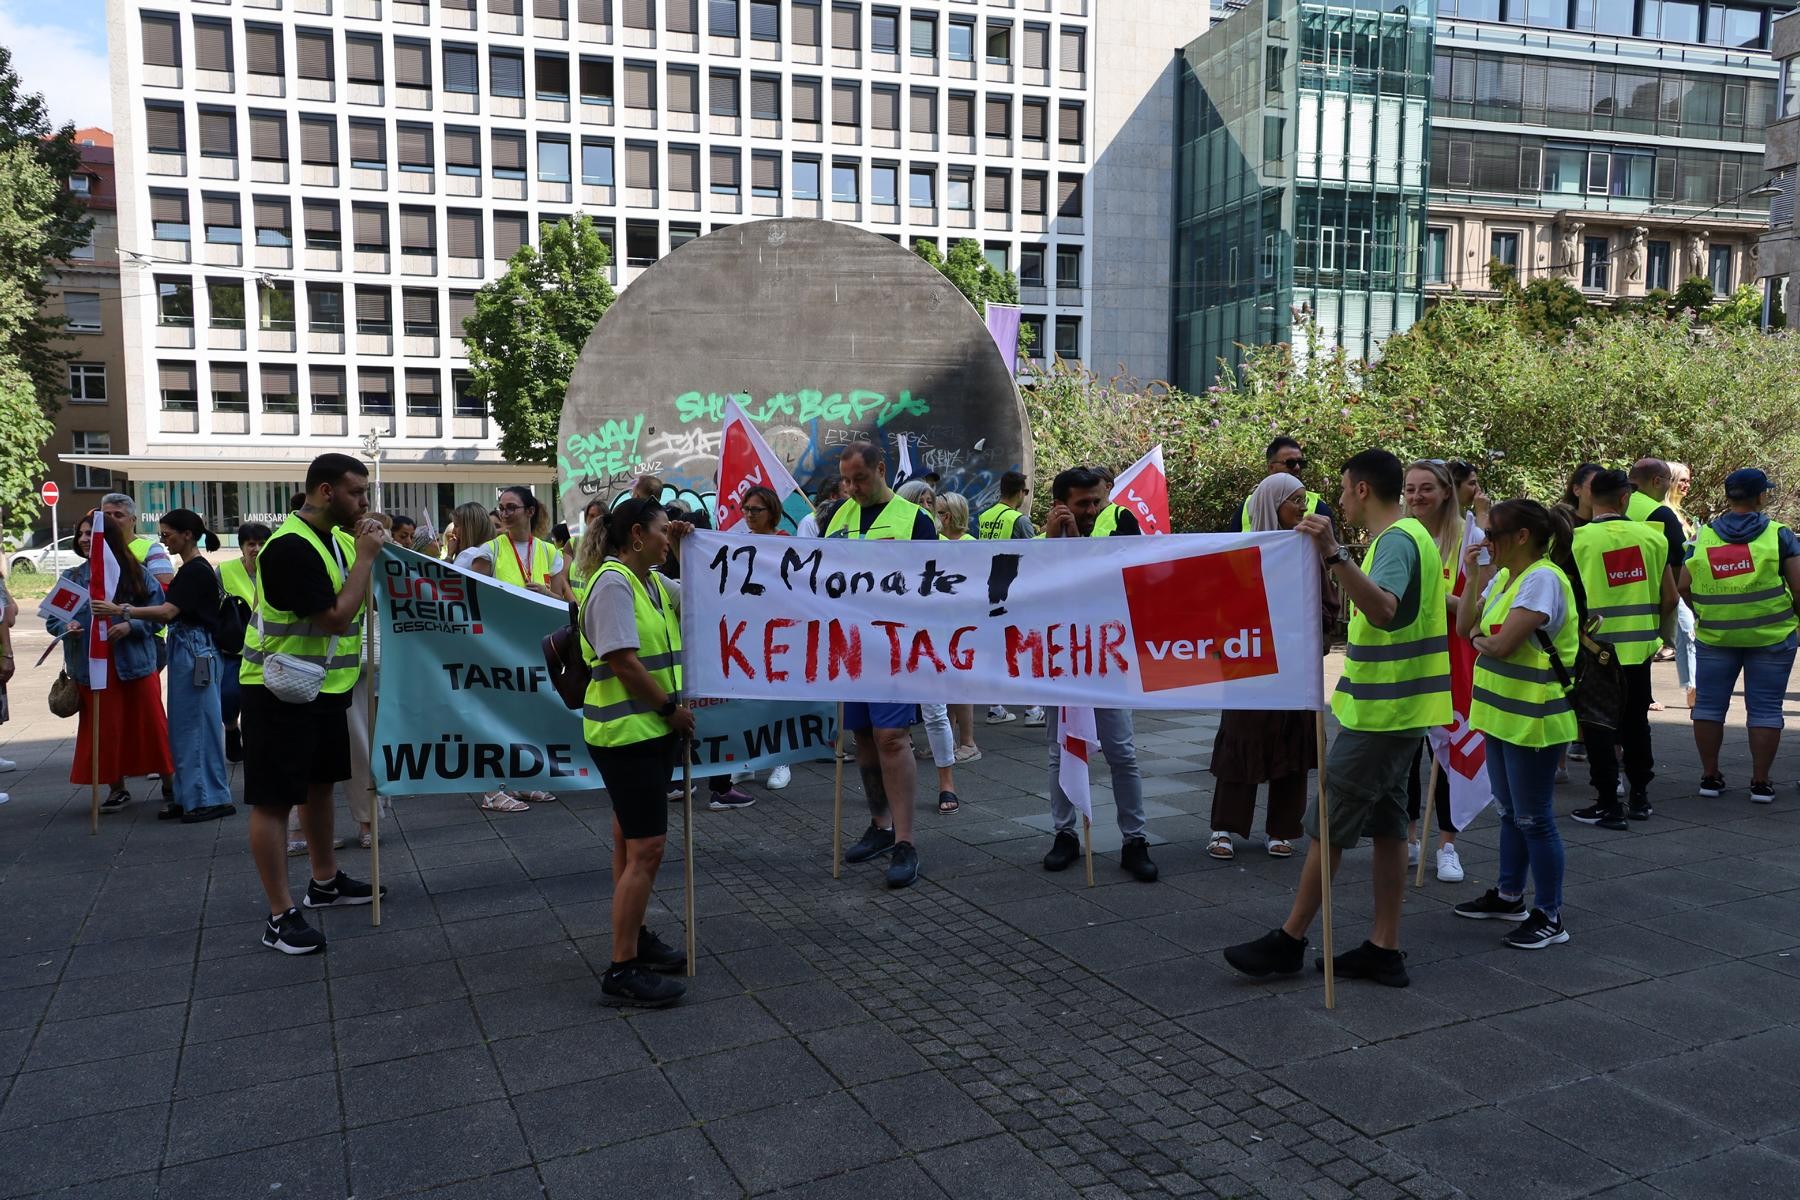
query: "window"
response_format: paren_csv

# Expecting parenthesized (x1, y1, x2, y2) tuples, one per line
(1054, 316, 1079, 360)
(670, 223, 700, 250)
(453, 371, 484, 418)
(1709, 5, 1766, 49)
(1582, 235, 1610, 290)
(406, 370, 441, 418)
(711, 148, 740, 195)
(582, 139, 615, 185)
(304, 199, 341, 251)
(751, 1, 779, 41)
(158, 277, 193, 327)
(710, 0, 739, 37)
(311, 366, 347, 415)
(71, 433, 114, 490)
(69, 363, 107, 403)
(445, 126, 481, 177)
(1058, 101, 1083, 146)
(1490, 231, 1520, 269)
(309, 283, 345, 332)
(1059, 27, 1084, 74)
(908, 167, 934, 208)
(539, 137, 572, 183)
(948, 19, 973, 62)
(751, 151, 780, 198)
(263, 366, 299, 415)
(872, 8, 898, 54)
(353, 203, 389, 253)
(910, 15, 934, 57)
(983, 167, 1008, 212)
(194, 20, 233, 73)
(447, 210, 483, 259)
(399, 206, 436, 256)
(493, 131, 528, 180)
(397, 123, 434, 174)
(1020, 315, 1044, 360)
(160, 363, 198, 412)
(1019, 247, 1044, 287)
(581, 56, 614, 106)
(212, 364, 249, 413)
(445, 46, 479, 94)
(1647, 240, 1671, 291)
(793, 156, 820, 199)
(985, 21, 1011, 65)
(1586, 150, 1610, 194)
(69, 233, 95, 261)
(141, 14, 180, 69)
(491, 50, 526, 98)
(345, 34, 382, 85)
(145, 103, 185, 155)
(871, 162, 897, 206)
(832, 81, 858, 127)
(349, 120, 386, 171)
(68, 174, 91, 196)
(1784, 62, 1800, 120)
(396, 39, 432, 92)
(1708, 245, 1733, 292)
(751, 74, 781, 121)
(1056, 173, 1082, 217)
(64, 292, 101, 333)
(260, 281, 296, 331)
(831, 160, 858, 203)
(625, 220, 658, 266)
(209, 279, 246, 329)
(359, 367, 395, 416)
(536, 53, 571, 100)
(1426, 228, 1448, 284)
(946, 168, 972, 211)
(198, 108, 236, 160)
(1648, 1, 1702, 42)
(711, 70, 740, 116)
(254, 198, 292, 248)
(983, 245, 1006, 274)
(831, 4, 858, 51)
(151, 191, 189, 242)
(1056, 248, 1080, 289)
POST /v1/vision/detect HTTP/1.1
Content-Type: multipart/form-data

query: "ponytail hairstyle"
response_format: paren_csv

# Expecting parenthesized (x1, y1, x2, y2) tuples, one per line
(500, 485, 548, 538)
(603, 497, 666, 559)
(1487, 499, 1572, 567)
(160, 507, 222, 553)
(1561, 462, 1603, 511)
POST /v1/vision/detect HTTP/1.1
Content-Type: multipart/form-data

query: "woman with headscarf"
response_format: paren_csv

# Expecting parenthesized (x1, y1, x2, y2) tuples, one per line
(1207, 473, 1337, 859)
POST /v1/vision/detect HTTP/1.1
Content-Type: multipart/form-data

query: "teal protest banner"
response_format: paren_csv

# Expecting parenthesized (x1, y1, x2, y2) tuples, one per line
(372, 545, 838, 796)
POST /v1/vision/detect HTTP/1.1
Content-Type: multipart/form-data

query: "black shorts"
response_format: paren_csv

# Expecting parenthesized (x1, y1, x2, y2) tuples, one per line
(240, 683, 353, 809)
(588, 735, 676, 840)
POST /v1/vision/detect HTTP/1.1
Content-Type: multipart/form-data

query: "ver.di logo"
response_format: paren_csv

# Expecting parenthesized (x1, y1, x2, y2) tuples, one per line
(1602, 545, 1648, 588)
(1121, 547, 1279, 693)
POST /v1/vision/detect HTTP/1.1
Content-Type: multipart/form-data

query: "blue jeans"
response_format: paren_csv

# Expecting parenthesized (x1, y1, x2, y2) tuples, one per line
(1693, 635, 1798, 728)
(167, 624, 231, 813)
(1045, 708, 1145, 839)
(219, 654, 242, 726)
(1489, 738, 1565, 920)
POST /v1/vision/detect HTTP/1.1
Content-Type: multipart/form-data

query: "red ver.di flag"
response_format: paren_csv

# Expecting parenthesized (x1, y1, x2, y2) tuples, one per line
(1057, 706, 1099, 819)
(1110, 446, 1170, 536)
(86, 509, 119, 688)
(715, 397, 805, 532)
(1428, 513, 1491, 828)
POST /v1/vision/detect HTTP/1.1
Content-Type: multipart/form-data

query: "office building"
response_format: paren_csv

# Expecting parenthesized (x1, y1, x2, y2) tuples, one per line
(97, 0, 1208, 530)
(1757, 9, 1798, 321)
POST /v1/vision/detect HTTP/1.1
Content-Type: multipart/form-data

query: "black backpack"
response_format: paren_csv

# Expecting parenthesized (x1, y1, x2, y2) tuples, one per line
(213, 565, 248, 656)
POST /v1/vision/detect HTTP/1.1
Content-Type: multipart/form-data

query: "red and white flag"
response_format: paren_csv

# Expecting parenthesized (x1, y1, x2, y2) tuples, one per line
(1110, 446, 1170, 536)
(1430, 514, 1492, 828)
(715, 398, 803, 531)
(86, 509, 119, 689)
(1057, 705, 1100, 820)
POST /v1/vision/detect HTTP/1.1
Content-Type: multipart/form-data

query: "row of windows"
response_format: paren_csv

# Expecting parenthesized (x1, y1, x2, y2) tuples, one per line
(1429, 130, 1769, 210)
(1432, 50, 1778, 144)
(156, 359, 483, 417)
(70, 429, 116, 492)
(1424, 225, 1739, 293)
(1438, 0, 1773, 49)
(139, 86, 1089, 163)
(137, 4, 1089, 78)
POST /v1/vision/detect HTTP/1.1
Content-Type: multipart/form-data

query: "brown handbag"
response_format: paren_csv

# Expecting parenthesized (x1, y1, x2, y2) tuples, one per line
(48, 670, 82, 718)
(542, 599, 590, 711)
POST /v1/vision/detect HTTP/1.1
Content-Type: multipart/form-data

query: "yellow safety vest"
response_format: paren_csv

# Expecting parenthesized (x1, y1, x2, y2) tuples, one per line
(1241, 491, 1323, 532)
(1331, 516, 1453, 732)
(240, 513, 364, 693)
(1570, 518, 1667, 665)
(1625, 490, 1661, 525)
(218, 557, 256, 606)
(581, 561, 683, 748)
(1688, 522, 1798, 649)
(1469, 560, 1579, 748)
(824, 495, 928, 540)
(1092, 503, 1130, 537)
(487, 536, 559, 588)
(977, 503, 1023, 539)
(129, 536, 169, 640)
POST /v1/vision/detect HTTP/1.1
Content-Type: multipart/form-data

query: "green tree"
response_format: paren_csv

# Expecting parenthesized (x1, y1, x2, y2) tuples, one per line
(913, 237, 1032, 362)
(1704, 282, 1763, 329)
(464, 213, 616, 466)
(1515, 276, 1595, 337)
(0, 142, 59, 532)
(0, 46, 94, 412)
(1670, 275, 1716, 316)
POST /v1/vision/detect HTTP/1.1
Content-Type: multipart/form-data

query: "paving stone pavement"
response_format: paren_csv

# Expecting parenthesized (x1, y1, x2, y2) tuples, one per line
(1, 630, 1798, 1199)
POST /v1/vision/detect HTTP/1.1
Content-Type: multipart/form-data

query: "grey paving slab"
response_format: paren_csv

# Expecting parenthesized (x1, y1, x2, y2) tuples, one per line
(1506, 1077, 1736, 1175)
(346, 1098, 533, 1198)
(153, 1134, 348, 1200)
(164, 1071, 344, 1165)
(662, 1034, 840, 1122)
(705, 1087, 901, 1193)
(917, 1132, 1081, 1199)
(491, 1020, 655, 1096)
(511, 1067, 694, 1160)
(1271, 1044, 1480, 1137)
(1641, 1145, 1800, 1199)
(342, 1043, 507, 1127)
(1385, 1109, 1627, 1200)
(539, 1128, 741, 1200)
(1615, 1049, 1800, 1139)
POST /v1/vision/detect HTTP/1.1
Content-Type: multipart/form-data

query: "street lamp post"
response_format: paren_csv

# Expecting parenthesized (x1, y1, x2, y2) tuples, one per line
(361, 429, 383, 513)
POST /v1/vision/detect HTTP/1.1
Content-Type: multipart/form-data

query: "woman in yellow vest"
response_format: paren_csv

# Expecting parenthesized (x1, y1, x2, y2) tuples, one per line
(218, 520, 270, 763)
(580, 496, 695, 1007)
(1452, 500, 1578, 950)
(488, 485, 572, 601)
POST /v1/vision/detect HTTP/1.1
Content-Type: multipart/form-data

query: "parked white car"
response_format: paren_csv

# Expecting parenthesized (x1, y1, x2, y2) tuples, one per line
(7, 535, 80, 576)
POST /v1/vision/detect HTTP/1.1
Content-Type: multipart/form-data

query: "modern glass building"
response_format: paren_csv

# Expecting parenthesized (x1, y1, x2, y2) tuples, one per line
(1172, 0, 1436, 391)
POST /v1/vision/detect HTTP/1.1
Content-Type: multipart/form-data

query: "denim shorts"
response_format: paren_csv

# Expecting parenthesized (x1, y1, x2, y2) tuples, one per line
(842, 701, 916, 732)
(1693, 635, 1798, 728)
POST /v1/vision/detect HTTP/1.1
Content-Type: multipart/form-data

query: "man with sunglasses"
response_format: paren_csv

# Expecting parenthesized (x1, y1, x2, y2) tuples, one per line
(1236, 437, 1332, 532)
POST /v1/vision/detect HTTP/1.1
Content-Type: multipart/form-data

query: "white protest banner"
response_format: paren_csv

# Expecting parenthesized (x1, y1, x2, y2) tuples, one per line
(680, 529, 1324, 710)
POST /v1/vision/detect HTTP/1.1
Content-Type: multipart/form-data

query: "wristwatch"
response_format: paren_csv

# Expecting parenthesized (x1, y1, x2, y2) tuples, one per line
(657, 699, 679, 718)
(1322, 547, 1349, 567)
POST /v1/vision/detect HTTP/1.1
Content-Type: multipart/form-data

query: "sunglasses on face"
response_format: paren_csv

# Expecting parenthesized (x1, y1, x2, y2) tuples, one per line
(1280, 458, 1307, 471)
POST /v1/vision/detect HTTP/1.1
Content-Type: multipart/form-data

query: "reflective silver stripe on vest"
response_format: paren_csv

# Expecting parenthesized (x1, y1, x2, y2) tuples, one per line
(240, 647, 364, 671)
(1475, 658, 1560, 686)
(1590, 603, 1660, 619)
(583, 697, 653, 724)
(1333, 674, 1453, 701)
(1697, 612, 1797, 632)
(1341, 635, 1450, 664)
(1691, 586, 1790, 607)
(1600, 628, 1661, 643)
(587, 650, 680, 683)
(255, 617, 362, 638)
(1471, 685, 1573, 721)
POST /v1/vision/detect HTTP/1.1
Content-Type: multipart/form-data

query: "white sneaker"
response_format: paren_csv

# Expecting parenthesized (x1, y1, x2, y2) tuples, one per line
(1408, 840, 1421, 867)
(1436, 844, 1464, 883)
(1023, 706, 1046, 727)
(1554, 766, 1570, 784)
(767, 764, 791, 791)
(0, 757, 16, 772)
(985, 706, 1017, 725)
(0, 792, 9, 805)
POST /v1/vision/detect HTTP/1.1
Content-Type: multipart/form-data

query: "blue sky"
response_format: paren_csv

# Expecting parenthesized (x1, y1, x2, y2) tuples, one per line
(1, 0, 111, 131)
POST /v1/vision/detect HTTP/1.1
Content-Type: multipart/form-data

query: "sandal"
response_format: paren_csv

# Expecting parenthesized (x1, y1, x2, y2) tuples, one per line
(514, 789, 558, 803)
(286, 838, 309, 857)
(937, 790, 960, 815)
(1266, 838, 1295, 858)
(480, 791, 531, 813)
(1207, 832, 1235, 860)
(358, 831, 373, 849)
(1648, 700, 1666, 712)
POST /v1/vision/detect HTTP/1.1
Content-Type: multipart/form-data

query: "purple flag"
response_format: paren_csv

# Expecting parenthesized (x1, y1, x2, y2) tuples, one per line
(985, 303, 1022, 371)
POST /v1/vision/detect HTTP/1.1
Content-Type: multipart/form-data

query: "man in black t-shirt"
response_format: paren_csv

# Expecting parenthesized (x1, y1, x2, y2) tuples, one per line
(243, 453, 388, 955)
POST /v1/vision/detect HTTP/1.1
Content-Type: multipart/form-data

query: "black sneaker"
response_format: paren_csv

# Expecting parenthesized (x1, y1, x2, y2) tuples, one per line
(100, 787, 130, 814)
(1571, 803, 1629, 831)
(1454, 888, 1530, 922)
(637, 926, 687, 974)
(600, 961, 686, 1008)
(1503, 909, 1569, 950)
(1628, 792, 1653, 821)
(1042, 829, 1081, 872)
(1750, 780, 1776, 805)
(261, 907, 326, 955)
(885, 841, 920, 889)
(181, 804, 236, 824)
(1319, 940, 1410, 988)
(301, 870, 386, 909)
(1222, 928, 1307, 978)
(225, 726, 243, 763)
(157, 800, 183, 821)
(843, 822, 897, 864)
(1698, 774, 1726, 798)
(1119, 837, 1159, 883)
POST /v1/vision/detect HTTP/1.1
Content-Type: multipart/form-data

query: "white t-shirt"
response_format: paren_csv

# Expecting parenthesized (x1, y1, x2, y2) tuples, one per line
(453, 545, 494, 572)
(796, 512, 822, 539)
(1480, 567, 1568, 640)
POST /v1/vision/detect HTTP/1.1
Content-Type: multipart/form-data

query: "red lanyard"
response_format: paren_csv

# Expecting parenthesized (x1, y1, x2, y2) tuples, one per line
(507, 537, 536, 584)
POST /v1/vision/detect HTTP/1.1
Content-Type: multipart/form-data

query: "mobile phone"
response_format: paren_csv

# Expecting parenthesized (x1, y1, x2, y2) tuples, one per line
(1475, 545, 1491, 567)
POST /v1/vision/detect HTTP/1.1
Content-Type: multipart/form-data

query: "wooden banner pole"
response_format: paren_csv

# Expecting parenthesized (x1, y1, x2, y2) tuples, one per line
(365, 578, 381, 927)
(831, 703, 844, 879)
(89, 691, 101, 835)
(1316, 710, 1335, 1011)
(1082, 813, 1094, 888)
(1414, 754, 1439, 890)
(682, 735, 696, 978)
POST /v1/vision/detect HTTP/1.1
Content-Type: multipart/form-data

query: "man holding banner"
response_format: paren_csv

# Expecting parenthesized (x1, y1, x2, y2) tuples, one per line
(1038, 466, 1158, 883)
(1225, 450, 1450, 988)
(827, 441, 938, 889)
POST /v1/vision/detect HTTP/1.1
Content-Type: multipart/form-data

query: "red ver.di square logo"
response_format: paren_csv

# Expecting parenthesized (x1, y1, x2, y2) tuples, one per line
(1122, 548, 1278, 693)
